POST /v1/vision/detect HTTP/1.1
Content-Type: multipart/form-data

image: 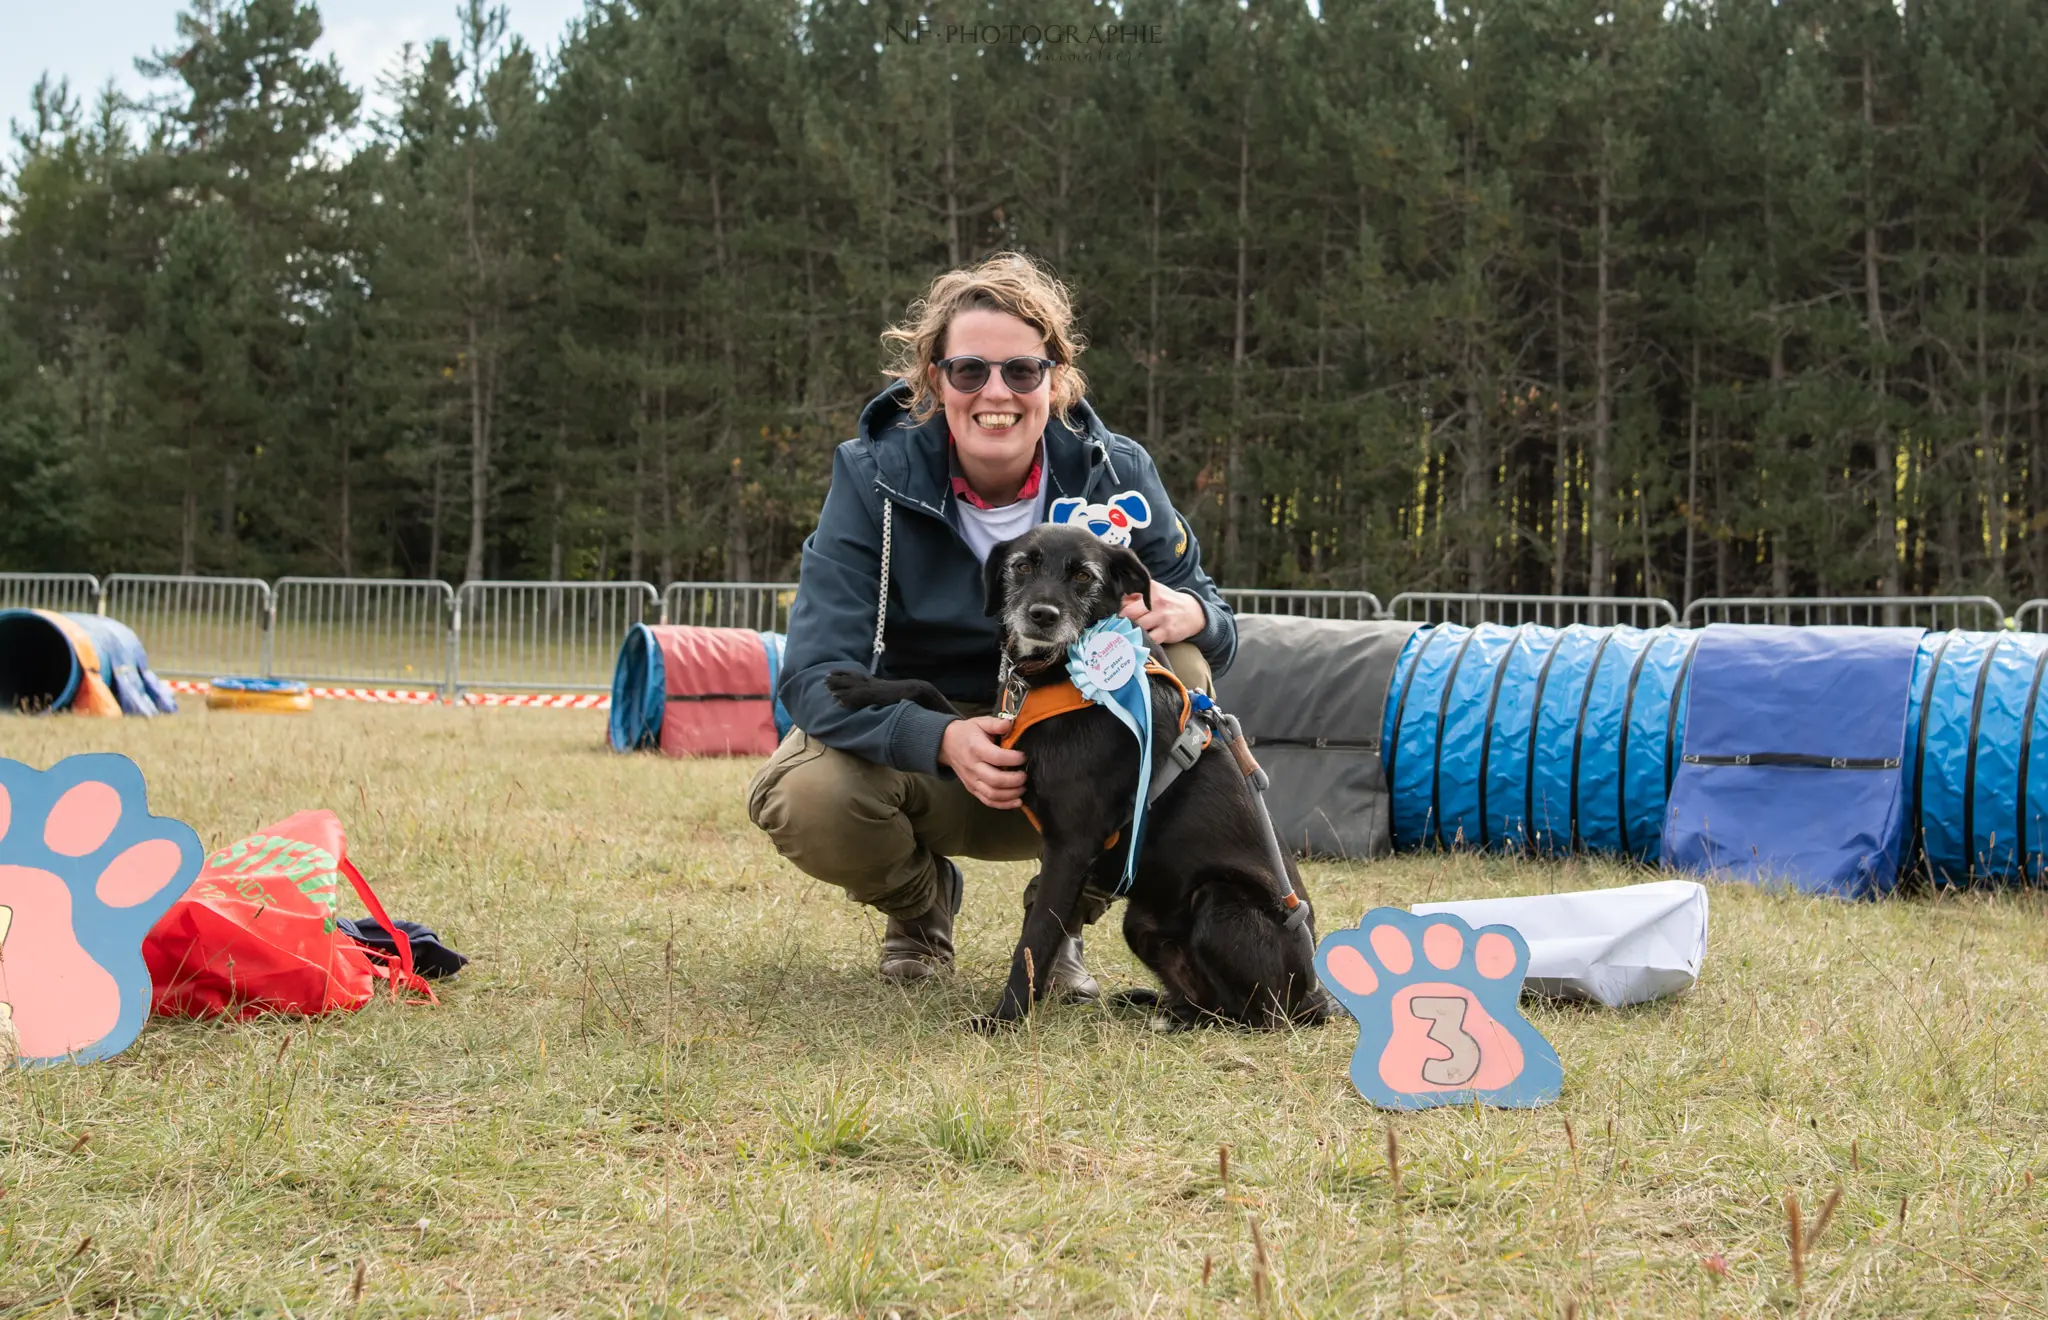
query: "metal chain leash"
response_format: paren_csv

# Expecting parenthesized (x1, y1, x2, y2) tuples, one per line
(868, 501, 893, 674)
(996, 645, 1027, 717)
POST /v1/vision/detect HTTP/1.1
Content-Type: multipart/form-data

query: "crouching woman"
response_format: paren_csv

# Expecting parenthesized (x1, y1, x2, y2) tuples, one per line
(746, 252, 1235, 993)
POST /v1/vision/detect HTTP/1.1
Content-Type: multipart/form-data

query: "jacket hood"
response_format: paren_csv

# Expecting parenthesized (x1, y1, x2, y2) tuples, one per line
(856, 381, 1121, 510)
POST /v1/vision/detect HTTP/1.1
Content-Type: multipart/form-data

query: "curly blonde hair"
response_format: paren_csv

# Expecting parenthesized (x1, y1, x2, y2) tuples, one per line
(880, 252, 1090, 424)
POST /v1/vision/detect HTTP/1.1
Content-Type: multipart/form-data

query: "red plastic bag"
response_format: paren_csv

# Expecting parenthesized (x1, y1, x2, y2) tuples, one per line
(144, 809, 434, 1018)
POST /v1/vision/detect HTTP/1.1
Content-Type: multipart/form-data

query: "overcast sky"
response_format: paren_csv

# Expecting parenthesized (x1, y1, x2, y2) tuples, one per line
(4, 0, 590, 136)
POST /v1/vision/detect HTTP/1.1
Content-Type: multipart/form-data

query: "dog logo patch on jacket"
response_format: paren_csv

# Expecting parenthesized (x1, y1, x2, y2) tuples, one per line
(1049, 492, 1152, 548)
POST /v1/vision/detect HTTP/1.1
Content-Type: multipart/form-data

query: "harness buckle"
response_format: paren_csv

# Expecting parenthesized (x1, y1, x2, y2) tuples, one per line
(1168, 721, 1207, 772)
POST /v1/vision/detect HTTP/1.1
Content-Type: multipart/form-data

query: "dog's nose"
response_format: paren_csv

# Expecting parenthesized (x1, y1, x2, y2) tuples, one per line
(1028, 603, 1061, 628)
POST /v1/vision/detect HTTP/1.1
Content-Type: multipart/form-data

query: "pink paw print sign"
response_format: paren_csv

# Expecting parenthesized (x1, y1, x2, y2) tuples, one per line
(0, 755, 203, 1066)
(1315, 908, 1562, 1110)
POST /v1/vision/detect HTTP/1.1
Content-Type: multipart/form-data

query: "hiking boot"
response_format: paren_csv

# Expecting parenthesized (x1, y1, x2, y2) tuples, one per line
(879, 857, 964, 985)
(1045, 935, 1101, 1004)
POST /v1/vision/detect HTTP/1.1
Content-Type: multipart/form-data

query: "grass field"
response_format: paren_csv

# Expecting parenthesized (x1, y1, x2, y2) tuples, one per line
(3, 704, 2047, 1317)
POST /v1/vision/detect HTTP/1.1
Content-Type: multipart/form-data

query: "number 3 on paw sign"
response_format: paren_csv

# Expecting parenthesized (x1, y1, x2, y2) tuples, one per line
(1315, 908, 1562, 1110)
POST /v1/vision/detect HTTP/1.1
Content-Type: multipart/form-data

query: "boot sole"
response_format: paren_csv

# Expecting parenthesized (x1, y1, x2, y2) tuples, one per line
(879, 960, 953, 985)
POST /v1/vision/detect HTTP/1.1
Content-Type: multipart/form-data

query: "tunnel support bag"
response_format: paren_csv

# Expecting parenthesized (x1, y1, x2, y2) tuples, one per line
(1662, 625, 1922, 898)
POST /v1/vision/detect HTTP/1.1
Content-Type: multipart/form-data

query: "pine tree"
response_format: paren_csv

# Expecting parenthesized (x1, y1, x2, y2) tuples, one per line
(135, 0, 359, 572)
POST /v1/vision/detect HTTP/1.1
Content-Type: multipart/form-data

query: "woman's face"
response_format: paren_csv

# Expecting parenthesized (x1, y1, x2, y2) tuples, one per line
(930, 309, 1054, 473)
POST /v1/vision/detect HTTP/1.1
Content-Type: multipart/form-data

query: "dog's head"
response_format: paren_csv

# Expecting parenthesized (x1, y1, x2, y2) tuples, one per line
(983, 523, 1152, 663)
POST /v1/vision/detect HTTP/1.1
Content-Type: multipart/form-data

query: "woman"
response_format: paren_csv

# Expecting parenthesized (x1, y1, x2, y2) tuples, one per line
(746, 252, 1236, 993)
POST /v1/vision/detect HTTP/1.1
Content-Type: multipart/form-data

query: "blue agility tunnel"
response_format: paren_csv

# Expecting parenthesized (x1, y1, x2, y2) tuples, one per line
(1375, 621, 2048, 895)
(1380, 623, 1699, 862)
(1904, 628, 2048, 885)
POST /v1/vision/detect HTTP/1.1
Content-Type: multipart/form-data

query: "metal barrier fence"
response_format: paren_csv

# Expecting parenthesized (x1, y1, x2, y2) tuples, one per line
(1387, 592, 1680, 629)
(453, 581, 659, 693)
(1681, 595, 2009, 631)
(0, 572, 102, 615)
(663, 581, 798, 632)
(1220, 587, 1384, 620)
(271, 578, 455, 692)
(27, 570, 2048, 699)
(100, 574, 272, 679)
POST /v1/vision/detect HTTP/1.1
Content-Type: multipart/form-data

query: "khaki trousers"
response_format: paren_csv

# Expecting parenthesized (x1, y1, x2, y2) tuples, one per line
(746, 642, 1214, 922)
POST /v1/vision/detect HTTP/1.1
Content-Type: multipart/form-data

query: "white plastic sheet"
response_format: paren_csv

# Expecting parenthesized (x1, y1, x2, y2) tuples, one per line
(1412, 879, 1708, 1008)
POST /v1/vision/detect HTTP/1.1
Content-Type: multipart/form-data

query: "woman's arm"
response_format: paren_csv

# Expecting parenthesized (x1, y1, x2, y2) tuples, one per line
(776, 444, 959, 774)
(1114, 442, 1238, 675)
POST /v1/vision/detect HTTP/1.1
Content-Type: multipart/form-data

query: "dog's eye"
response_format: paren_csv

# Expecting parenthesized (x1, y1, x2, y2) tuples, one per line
(1070, 569, 1093, 585)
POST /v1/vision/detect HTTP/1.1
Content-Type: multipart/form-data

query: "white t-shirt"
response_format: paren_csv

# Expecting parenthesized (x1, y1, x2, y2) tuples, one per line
(955, 485, 1046, 563)
(951, 443, 1048, 562)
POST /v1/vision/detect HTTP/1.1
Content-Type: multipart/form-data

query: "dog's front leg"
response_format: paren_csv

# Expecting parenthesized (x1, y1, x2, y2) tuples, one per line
(969, 839, 1098, 1033)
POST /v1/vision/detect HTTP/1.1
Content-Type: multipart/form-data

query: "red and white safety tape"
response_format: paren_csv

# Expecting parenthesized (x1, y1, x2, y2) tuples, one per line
(168, 679, 610, 709)
(310, 687, 440, 704)
(460, 691, 609, 708)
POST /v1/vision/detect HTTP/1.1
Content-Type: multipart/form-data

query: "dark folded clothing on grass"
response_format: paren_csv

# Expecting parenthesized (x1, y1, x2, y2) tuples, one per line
(338, 916, 470, 980)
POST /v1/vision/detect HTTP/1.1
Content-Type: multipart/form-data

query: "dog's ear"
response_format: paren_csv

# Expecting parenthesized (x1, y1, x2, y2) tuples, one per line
(1108, 544, 1152, 612)
(982, 539, 1014, 618)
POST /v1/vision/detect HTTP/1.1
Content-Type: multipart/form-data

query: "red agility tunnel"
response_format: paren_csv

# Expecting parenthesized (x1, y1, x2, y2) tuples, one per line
(608, 624, 790, 756)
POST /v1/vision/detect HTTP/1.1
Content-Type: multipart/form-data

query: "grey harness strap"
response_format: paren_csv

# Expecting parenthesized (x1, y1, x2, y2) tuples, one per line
(1146, 714, 1211, 806)
(1138, 634, 1208, 807)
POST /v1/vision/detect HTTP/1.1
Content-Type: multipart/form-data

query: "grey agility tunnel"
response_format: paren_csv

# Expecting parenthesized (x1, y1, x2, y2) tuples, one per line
(1233, 615, 2048, 895)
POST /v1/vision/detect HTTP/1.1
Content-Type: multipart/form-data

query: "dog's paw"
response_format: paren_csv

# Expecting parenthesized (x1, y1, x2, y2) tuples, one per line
(1315, 908, 1561, 1110)
(965, 1013, 1022, 1036)
(1289, 985, 1339, 1027)
(1109, 987, 1163, 1012)
(0, 754, 204, 1065)
(825, 669, 883, 710)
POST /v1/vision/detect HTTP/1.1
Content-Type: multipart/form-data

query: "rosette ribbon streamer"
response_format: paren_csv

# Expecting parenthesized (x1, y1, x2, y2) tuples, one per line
(1065, 616, 1155, 897)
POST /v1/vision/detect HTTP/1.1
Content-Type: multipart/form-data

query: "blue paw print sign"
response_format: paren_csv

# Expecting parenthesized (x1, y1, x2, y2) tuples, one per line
(0, 755, 204, 1065)
(1315, 907, 1562, 1110)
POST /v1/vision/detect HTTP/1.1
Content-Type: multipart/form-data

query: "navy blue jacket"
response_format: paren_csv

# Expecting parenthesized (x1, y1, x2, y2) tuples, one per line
(778, 382, 1236, 776)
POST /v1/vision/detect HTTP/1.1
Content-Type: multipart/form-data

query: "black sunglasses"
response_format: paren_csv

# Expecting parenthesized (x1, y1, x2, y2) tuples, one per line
(934, 355, 1057, 394)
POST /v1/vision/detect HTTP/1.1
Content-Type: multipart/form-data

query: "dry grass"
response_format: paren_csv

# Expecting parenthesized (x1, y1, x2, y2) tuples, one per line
(2, 704, 2045, 1317)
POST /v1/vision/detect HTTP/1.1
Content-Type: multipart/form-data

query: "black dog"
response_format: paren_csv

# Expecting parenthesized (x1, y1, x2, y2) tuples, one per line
(827, 523, 1331, 1032)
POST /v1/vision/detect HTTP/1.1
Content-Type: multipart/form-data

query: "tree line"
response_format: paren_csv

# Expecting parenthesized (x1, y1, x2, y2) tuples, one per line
(4, 0, 2047, 604)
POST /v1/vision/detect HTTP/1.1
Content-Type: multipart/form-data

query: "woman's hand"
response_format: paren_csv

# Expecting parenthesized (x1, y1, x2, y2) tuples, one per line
(940, 715, 1027, 809)
(1120, 578, 1208, 645)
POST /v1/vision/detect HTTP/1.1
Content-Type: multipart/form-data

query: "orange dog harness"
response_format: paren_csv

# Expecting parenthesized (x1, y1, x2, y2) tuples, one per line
(997, 663, 1210, 838)
(988, 661, 1308, 928)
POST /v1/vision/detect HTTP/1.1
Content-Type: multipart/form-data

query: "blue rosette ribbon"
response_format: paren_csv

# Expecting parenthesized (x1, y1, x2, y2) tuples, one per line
(1066, 615, 1154, 896)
